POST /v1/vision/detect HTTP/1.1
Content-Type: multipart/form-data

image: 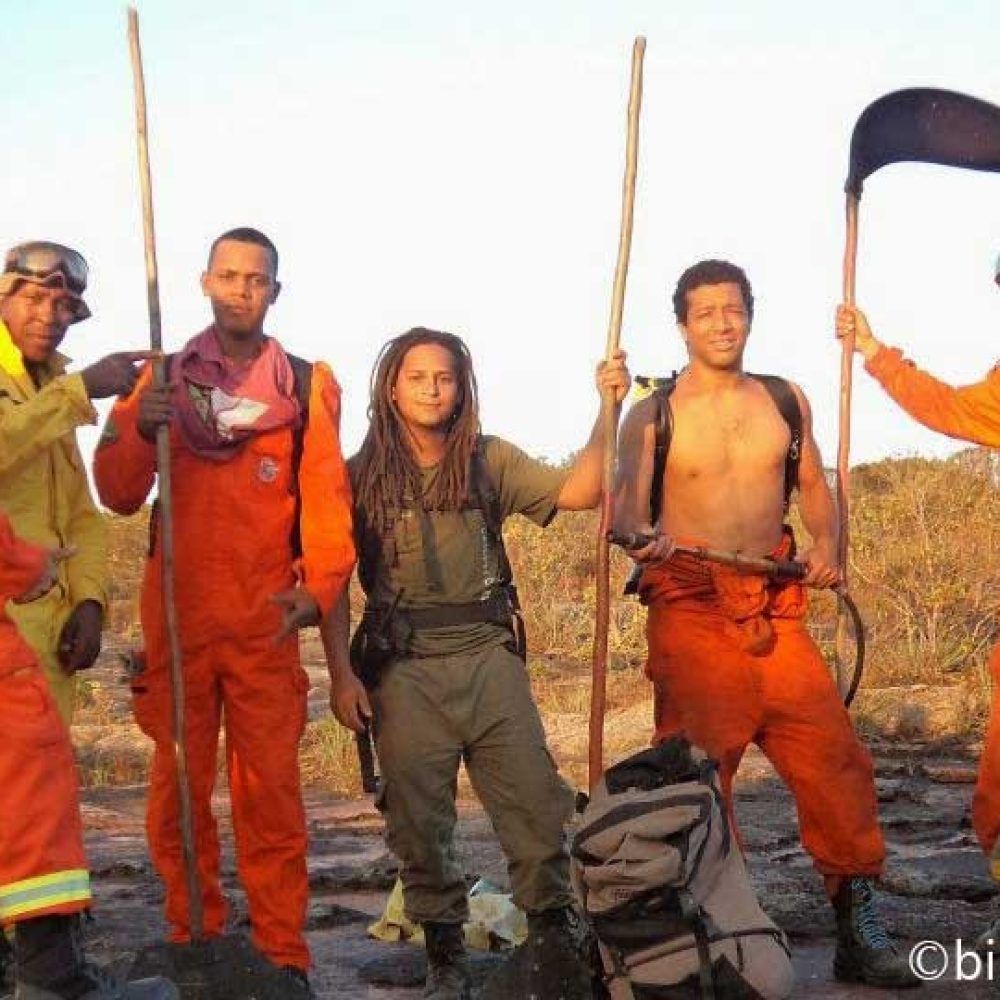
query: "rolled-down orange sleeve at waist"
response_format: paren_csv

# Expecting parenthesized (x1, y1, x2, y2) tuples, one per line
(298, 363, 356, 616)
(93, 363, 158, 515)
(638, 534, 808, 654)
(0, 514, 47, 603)
(867, 346, 1000, 448)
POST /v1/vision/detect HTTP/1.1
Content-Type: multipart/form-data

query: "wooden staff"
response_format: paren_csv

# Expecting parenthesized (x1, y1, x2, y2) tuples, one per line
(834, 194, 860, 696)
(590, 37, 646, 790)
(127, 7, 203, 939)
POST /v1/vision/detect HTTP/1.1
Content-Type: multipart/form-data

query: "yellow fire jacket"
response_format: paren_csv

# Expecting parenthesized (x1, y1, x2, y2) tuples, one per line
(0, 320, 107, 720)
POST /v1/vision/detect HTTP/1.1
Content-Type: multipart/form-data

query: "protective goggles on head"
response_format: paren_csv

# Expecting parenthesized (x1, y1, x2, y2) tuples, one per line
(0, 241, 91, 322)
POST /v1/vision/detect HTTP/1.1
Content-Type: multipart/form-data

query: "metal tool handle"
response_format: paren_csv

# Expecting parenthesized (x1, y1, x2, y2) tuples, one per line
(356, 726, 379, 795)
(606, 531, 808, 581)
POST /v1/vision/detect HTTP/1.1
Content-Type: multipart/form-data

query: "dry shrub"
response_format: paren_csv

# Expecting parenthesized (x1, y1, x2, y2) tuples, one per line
(300, 719, 363, 797)
(845, 451, 1000, 689)
(93, 447, 1000, 791)
(504, 510, 646, 667)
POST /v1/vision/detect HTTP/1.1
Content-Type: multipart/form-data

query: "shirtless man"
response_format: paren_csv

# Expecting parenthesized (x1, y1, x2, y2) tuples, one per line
(614, 259, 918, 989)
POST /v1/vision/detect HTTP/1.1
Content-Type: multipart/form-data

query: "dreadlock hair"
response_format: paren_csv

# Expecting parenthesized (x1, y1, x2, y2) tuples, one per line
(353, 327, 481, 538)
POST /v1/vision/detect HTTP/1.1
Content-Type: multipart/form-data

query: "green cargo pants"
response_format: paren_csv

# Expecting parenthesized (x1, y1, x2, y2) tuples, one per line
(372, 641, 576, 924)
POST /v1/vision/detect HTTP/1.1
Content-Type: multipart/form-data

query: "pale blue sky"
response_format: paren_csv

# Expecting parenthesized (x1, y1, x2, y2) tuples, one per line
(4, 1, 999, 469)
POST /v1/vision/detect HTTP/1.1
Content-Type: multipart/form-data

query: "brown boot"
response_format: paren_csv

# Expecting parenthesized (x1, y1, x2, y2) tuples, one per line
(831, 878, 921, 989)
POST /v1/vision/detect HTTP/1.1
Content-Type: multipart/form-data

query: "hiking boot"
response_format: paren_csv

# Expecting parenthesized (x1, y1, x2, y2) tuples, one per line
(247, 962, 316, 1000)
(975, 909, 1000, 955)
(525, 907, 594, 1000)
(422, 922, 471, 1000)
(14, 914, 178, 1000)
(831, 877, 921, 989)
(482, 906, 593, 1000)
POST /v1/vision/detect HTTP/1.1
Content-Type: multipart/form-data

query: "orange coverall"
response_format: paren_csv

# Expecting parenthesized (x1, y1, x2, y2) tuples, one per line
(641, 539, 885, 879)
(0, 514, 90, 926)
(93, 360, 355, 971)
(865, 346, 1000, 869)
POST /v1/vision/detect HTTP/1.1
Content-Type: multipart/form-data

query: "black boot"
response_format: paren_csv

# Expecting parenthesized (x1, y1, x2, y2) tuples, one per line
(249, 960, 316, 1000)
(1, 931, 13, 987)
(14, 914, 179, 999)
(832, 878, 921, 989)
(422, 922, 471, 1000)
(525, 907, 594, 1000)
(974, 901, 1000, 955)
(482, 906, 594, 1000)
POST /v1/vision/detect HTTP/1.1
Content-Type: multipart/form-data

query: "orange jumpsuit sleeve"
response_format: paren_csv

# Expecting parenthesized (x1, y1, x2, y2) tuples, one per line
(297, 362, 356, 616)
(92, 364, 158, 515)
(0, 513, 47, 604)
(866, 346, 1000, 447)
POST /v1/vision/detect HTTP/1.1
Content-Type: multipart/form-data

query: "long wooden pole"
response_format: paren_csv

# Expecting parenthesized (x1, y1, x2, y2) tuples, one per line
(590, 37, 645, 790)
(127, 7, 203, 939)
(834, 194, 860, 695)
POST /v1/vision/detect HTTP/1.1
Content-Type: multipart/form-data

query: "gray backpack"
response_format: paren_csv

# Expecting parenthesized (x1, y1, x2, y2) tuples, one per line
(571, 738, 794, 999)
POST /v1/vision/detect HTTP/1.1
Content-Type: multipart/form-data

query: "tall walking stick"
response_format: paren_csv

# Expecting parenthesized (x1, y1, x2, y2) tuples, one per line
(836, 87, 1000, 696)
(834, 195, 859, 693)
(590, 37, 645, 789)
(127, 7, 203, 939)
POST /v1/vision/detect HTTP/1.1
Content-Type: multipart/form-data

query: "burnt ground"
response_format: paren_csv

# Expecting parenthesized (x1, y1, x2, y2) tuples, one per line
(4, 641, 998, 998)
(4, 740, 999, 999)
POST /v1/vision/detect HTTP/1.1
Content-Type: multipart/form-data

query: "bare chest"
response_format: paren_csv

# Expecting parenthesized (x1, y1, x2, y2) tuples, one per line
(666, 390, 790, 483)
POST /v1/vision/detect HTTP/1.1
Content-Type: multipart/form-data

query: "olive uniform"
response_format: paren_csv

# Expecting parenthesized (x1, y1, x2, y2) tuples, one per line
(352, 435, 576, 924)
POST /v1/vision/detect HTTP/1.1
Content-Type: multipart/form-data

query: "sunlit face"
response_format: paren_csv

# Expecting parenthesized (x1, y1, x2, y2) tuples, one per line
(0, 282, 78, 364)
(200, 239, 280, 339)
(392, 342, 461, 433)
(678, 282, 750, 371)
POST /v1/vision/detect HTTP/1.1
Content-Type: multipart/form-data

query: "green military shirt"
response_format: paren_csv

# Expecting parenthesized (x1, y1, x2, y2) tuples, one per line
(351, 435, 568, 657)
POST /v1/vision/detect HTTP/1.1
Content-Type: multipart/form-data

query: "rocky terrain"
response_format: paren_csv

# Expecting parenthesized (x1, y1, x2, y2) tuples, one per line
(5, 643, 997, 998)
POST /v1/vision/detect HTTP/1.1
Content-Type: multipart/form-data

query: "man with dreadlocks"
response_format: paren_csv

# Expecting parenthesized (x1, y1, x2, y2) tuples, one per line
(322, 328, 630, 1000)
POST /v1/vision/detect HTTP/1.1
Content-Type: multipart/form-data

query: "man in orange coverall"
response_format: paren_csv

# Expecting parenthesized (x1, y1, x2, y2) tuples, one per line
(615, 260, 919, 989)
(0, 512, 178, 999)
(93, 228, 355, 1000)
(839, 256, 1000, 952)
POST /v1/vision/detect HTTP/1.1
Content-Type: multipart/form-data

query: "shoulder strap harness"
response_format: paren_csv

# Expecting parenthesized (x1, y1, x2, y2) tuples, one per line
(647, 372, 802, 525)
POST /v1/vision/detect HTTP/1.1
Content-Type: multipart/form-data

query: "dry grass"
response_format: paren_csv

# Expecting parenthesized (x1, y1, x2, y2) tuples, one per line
(300, 719, 364, 797)
(83, 448, 1000, 788)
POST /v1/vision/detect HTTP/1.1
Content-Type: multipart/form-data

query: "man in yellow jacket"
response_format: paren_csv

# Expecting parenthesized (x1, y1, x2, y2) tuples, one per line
(0, 241, 152, 721)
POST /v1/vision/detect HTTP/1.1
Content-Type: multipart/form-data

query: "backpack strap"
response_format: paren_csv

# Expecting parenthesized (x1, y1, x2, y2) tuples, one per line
(286, 353, 313, 559)
(470, 441, 513, 588)
(647, 375, 679, 526)
(646, 372, 802, 524)
(357, 439, 524, 654)
(747, 374, 802, 513)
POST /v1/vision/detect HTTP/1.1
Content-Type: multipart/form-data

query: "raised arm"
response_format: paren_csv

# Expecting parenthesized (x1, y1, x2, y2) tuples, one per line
(838, 304, 1000, 447)
(92, 363, 158, 514)
(555, 349, 631, 510)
